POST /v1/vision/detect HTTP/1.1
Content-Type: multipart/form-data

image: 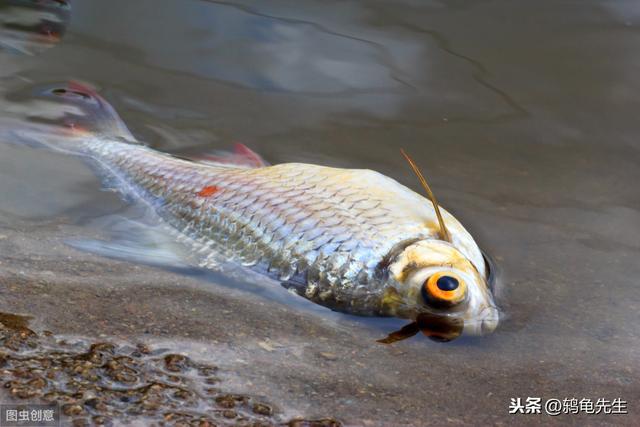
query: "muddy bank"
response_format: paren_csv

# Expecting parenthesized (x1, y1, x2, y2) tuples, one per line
(0, 312, 339, 426)
(0, 215, 636, 426)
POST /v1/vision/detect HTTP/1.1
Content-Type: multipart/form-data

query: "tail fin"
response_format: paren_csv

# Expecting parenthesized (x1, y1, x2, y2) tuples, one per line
(1, 81, 138, 154)
(41, 83, 268, 168)
(36, 81, 137, 142)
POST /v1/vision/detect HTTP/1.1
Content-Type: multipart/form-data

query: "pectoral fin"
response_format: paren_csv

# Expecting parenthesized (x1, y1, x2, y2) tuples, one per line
(416, 313, 463, 342)
(377, 321, 420, 344)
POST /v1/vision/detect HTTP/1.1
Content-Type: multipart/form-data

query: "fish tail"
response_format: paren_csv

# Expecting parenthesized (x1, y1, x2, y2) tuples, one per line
(3, 81, 139, 155)
(39, 81, 138, 142)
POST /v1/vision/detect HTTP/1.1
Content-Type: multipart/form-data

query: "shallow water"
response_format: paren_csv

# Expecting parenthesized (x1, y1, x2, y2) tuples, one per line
(0, 0, 639, 425)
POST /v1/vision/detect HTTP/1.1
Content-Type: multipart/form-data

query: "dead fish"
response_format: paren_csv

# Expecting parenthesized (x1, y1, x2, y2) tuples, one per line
(11, 82, 500, 342)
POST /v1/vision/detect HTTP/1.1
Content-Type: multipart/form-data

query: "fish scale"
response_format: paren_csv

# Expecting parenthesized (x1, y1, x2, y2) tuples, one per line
(82, 137, 467, 314)
(94, 134, 493, 315)
(7, 82, 499, 338)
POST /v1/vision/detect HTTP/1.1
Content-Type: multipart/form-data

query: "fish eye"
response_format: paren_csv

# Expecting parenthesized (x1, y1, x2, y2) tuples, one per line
(421, 272, 467, 307)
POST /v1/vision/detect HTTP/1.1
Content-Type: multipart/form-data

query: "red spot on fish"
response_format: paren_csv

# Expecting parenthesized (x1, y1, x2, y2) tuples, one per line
(197, 186, 220, 197)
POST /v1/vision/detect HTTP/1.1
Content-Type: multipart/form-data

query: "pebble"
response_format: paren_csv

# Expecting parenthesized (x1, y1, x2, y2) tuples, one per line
(319, 352, 338, 361)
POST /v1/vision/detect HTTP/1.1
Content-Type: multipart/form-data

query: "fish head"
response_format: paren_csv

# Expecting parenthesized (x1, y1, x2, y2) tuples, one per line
(383, 239, 499, 341)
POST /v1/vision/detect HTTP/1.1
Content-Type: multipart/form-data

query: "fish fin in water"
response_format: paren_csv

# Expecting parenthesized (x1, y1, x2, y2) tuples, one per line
(377, 314, 464, 344)
(377, 321, 420, 344)
(66, 212, 192, 270)
(4, 81, 139, 154)
(183, 143, 268, 168)
(39, 81, 138, 142)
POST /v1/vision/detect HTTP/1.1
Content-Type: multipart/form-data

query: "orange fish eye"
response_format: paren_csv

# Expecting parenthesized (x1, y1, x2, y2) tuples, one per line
(421, 272, 467, 307)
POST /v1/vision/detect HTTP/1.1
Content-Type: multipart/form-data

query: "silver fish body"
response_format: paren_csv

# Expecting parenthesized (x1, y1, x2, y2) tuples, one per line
(85, 138, 487, 317)
(15, 82, 499, 338)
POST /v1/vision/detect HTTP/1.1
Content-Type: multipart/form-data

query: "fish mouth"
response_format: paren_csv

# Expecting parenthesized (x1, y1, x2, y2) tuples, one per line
(480, 306, 500, 334)
(466, 306, 500, 335)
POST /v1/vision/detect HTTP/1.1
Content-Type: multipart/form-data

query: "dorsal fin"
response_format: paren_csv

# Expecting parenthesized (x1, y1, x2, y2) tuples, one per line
(400, 149, 451, 242)
(183, 143, 268, 168)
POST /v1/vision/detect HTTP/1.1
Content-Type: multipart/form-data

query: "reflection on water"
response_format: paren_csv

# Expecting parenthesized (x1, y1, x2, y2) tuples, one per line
(73, 0, 409, 94)
(63, 0, 522, 123)
(1, 0, 639, 425)
(0, 0, 70, 55)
